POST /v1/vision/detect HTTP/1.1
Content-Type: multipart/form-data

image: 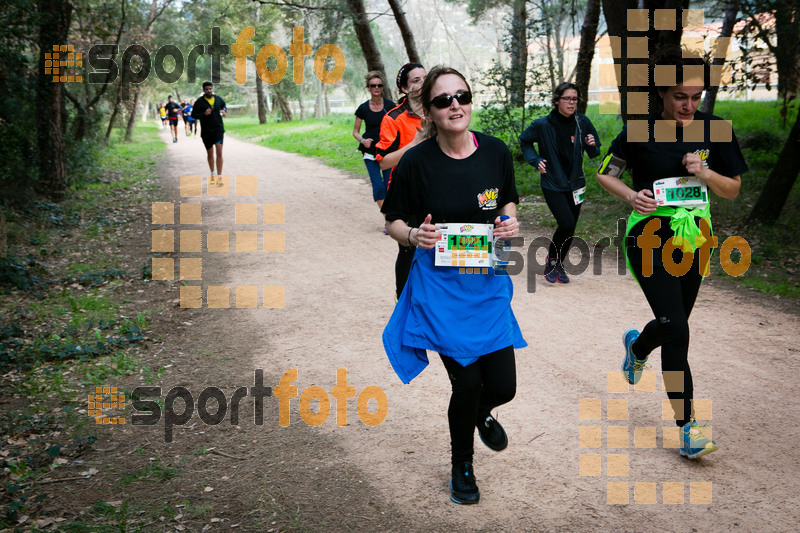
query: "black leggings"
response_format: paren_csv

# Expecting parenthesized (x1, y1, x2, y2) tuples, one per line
(543, 188, 582, 263)
(627, 231, 703, 427)
(440, 346, 516, 465)
(395, 243, 415, 297)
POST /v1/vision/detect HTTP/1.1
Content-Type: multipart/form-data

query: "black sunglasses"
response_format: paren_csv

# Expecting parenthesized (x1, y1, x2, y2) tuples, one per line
(430, 91, 472, 109)
(368, 83, 383, 88)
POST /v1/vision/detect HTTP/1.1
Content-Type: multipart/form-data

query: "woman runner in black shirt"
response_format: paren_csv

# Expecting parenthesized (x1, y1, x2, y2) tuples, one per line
(352, 71, 395, 228)
(383, 66, 526, 505)
(597, 46, 747, 459)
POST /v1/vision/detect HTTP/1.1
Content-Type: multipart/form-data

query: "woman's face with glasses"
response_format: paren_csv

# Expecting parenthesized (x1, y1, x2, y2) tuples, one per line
(367, 77, 383, 94)
(427, 73, 472, 135)
(556, 89, 579, 117)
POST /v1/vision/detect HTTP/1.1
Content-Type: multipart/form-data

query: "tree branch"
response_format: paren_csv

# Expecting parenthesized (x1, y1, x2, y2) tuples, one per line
(254, 0, 385, 15)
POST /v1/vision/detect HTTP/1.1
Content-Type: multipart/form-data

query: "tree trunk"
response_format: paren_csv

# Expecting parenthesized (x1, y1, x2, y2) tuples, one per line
(255, 3, 268, 124)
(0, 210, 7, 258)
(344, 0, 392, 101)
(298, 85, 305, 120)
(124, 85, 141, 142)
(256, 75, 267, 124)
(275, 89, 292, 121)
(653, 0, 690, 52)
(509, 0, 528, 107)
(701, 0, 739, 114)
(601, 0, 639, 122)
(388, 0, 421, 64)
(773, 0, 800, 103)
(748, 109, 800, 224)
(105, 82, 123, 140)
(576, 0, 601, 115)
(314, 78, 323, 118)
(542, 0, 557, 92)
(36, 0, 72, 201)
(552, 5, 565, 83)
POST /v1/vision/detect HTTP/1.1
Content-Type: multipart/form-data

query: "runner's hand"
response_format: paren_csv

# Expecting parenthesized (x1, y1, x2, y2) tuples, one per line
(585, 134, 596, 147)
(204, 108, 211, 116)
(414, 214, 441, 249)
(493, 215, 519, 238)
(361, 138, 373, 149)
(683, 152, 708, 179)
(632, 189, 658, 215)
(537, 159, 547, 173)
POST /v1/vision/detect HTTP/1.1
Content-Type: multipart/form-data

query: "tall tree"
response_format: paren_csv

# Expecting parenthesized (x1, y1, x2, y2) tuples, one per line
(739, 0, 800, 104)
(509, 0, 528, 106)
(575, 0, 601, 115)
(68, 0, 127, 142)
(748, 109, 800, 224)
(344, 0, 392, 100)
(652, 0, 690, 51)
(601, 0, 637, 122)
(123, 0, 174, 142)
(256, 4, 269, 124)
(701, 0, 739, 114)
(36, 0, 73, 200)
(462, 0, 529, 106)
(388, 0, 421, 63)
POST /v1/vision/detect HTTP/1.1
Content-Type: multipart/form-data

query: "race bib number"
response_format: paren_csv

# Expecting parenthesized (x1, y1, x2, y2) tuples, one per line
(572, 187, 586, 205)
(653, 176, 709, 207)
(435, 223, 494, 268)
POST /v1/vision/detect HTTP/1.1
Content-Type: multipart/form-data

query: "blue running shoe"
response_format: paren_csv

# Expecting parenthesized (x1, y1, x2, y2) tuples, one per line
(680, 420, 719, 459)
(544, 258, 558, 283)
(450, 462, 480, 504)
(621, 328, 647, 384)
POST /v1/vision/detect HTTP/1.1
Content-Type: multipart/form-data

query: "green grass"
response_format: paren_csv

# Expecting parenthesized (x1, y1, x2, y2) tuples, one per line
(226, 115, 366, 175)
(223, 101, 798, 299)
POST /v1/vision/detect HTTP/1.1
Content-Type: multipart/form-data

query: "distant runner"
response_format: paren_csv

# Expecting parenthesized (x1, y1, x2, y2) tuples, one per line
(165, 96, 181, 144)
(191, 81, 227, 186)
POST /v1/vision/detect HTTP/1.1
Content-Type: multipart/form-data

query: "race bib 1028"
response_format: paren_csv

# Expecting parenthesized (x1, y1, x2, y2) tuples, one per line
(653, 176, 709, 207)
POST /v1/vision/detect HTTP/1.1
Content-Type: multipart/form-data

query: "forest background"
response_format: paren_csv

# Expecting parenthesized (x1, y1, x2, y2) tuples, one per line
(1, 0, 799, 529)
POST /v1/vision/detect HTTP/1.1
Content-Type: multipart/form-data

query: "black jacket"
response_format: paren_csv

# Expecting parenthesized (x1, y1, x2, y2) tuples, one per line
(519, 111, 601, 192)
(191, 94, 227, 135)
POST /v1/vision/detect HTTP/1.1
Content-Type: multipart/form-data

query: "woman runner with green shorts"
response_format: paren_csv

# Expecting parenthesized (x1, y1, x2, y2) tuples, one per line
(596, 45, 747, 459)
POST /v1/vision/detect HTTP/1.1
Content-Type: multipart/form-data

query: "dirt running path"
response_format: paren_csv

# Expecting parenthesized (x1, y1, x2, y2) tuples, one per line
(158, 127, 800, 532)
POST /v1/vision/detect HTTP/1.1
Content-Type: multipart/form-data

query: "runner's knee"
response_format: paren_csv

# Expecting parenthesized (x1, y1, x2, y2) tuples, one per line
(658, 315, 689, 349)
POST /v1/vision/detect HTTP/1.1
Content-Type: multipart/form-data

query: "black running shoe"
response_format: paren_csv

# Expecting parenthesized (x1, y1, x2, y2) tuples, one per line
(555, 263, 570, 283)
(450, 462, 480, 504)
(477, 414, 508, 451)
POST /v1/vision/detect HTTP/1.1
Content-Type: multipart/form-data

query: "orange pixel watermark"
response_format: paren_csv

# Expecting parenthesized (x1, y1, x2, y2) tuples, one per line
(46, 44, 83, 83)
(151, 174, 286, 309)
(88, 386, 125, 425)
(579, 371, 713, 505)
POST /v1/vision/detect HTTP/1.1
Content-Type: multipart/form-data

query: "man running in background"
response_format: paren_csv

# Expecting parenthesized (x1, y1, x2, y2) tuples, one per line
(191, 81, 227, 186)
(181, 99, 193, 137)
(165, 96, 181, 143)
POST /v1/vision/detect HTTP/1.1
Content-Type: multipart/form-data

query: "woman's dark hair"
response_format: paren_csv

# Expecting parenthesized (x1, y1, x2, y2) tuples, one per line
(552, 82, 580, 106)
(418, 65, 472, 138)
(396, 62, 424, 92)
(651, 44, 710, 92)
